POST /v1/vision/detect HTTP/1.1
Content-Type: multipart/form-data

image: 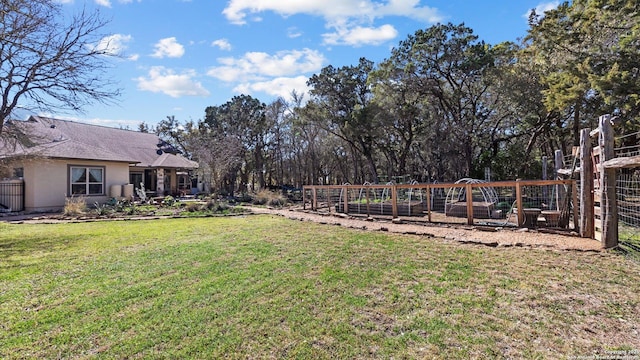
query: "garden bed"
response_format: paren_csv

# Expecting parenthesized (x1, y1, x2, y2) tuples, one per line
(337, 201, 424, 216)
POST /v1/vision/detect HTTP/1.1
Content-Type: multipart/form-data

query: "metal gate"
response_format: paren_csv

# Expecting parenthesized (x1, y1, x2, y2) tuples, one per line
(0, 179, 25, 212)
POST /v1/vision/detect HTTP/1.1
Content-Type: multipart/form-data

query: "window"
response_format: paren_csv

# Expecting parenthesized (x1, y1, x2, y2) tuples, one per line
(130, 172, 143, 190)
(69, 166, 104, 195)
(13, 167, 23, 178)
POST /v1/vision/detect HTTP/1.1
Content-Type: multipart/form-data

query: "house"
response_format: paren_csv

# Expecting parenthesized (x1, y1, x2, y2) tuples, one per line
(0, 116, 198, 212)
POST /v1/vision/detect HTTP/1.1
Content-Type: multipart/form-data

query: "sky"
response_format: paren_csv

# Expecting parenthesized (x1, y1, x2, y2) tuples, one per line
(44, 0, 560, 129)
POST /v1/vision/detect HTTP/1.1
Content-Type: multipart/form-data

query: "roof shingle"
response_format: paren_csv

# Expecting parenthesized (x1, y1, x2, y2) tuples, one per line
(1, 116, 198, 169)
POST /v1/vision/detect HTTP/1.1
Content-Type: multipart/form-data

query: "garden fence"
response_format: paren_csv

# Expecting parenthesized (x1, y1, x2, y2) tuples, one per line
(303, 180, 577, 230)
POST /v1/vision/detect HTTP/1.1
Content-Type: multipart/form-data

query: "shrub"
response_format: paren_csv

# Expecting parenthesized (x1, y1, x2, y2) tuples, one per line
(185, 202, 201, 212)
(93, 202, 112, 216)
(251, 190, 288, 207)
(162, 195, 176, 207)
(202, 200, 218, 211)
(214, 202, 229, 212)
(267, 196, 287, 207)
(64, 196, 87, 216)
(200, 199, 230, 213)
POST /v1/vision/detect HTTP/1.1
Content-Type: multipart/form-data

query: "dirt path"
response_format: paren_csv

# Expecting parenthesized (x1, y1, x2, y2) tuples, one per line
(247, 206, 604, 252)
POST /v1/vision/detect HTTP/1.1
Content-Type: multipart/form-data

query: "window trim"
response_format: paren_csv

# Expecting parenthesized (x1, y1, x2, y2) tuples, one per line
(68, 165, 105, 197)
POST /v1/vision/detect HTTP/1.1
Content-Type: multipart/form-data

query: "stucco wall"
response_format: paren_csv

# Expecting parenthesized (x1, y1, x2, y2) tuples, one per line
(22, 159, 130, 212)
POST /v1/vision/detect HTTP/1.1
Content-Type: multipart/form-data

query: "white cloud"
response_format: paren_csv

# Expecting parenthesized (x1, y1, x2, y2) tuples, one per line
(95, 0, 111, 7)
(287, 27, 303, 38)
(135, 66, 210, 98)
(223, 0, 442, 24)
(233, 76, 310, 101)
(212, 38, 232, 51)
(223, 0, 441, 46)
(93, 34, 137, 59)
(151, 37, 185, 58)
(524, 1, 560, 20)
(323, 24, 398, 46)
(207, 48, 325, 82)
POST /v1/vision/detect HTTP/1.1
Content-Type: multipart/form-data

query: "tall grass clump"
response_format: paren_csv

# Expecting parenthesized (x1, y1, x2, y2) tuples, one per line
(252, 189, 287, 207)
(63, 196, 87, 216)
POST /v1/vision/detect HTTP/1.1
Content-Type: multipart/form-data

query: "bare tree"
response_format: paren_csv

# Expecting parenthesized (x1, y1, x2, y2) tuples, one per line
(0, 0, 121, 135)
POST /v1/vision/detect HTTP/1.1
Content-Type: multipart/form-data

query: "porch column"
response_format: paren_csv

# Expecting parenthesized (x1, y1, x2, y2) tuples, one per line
(156, 168, 165, 196)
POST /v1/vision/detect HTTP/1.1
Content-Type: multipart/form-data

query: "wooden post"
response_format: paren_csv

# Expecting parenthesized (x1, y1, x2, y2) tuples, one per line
(466, 184, 474, 225)
(516, 180, 523, 226)
(426, 185, 432, 222)
(554, 149, 566, 210)
(599, 115, 618, 248)
(365, 185, 370, 217)
(572, 180, 579, 231)
(580, 128, 594, 238)
(312, 187, 317, 211)
(391, 185, 398, 218)
(343, 187, 349, 214)
(328, 187, 333, 213)
(542, 155, 548, 203)
(303, 187, 306, 210)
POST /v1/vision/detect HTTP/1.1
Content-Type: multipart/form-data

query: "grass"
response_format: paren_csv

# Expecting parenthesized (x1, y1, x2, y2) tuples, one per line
(619, 225, 640, 261)
(1, 216, 639, 359)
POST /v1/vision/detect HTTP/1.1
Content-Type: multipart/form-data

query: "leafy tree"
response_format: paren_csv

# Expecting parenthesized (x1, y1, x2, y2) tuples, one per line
(202, 95, 268, 194)
(0, 0, 120, 135)
(374, 23, 497, 180)
(526, 0, 640, 142)
(306, 58, 384, 183)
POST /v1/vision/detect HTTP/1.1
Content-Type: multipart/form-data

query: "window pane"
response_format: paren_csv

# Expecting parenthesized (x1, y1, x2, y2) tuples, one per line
(89, 184, 103, 195)
(71, 168, 86, 182)
(89, 168, 103, 183)
(72, 184, 86, 195)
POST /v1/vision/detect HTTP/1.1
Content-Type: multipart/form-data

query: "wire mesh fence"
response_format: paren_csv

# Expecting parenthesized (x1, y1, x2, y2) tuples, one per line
(616, 170, 640, 259)
(303, 180, 575, 230)
(614, 130, 640, 259)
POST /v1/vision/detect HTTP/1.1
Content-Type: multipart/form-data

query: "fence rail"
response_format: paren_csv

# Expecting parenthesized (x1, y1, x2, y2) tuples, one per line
(303, 180, 577, 230)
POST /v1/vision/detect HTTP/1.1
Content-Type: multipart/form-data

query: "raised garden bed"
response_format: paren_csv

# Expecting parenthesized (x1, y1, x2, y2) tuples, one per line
(445, 201, 500, 219)
(337, 201, 424, 216)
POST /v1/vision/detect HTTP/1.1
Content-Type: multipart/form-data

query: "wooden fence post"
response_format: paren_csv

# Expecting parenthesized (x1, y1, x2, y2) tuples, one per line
(599, 115, 618, 248)
(303, 187, 306, 210)
(542, 156, 548, 202)
(342, 187, 348, 214)
(516, 180, 523, 226)
(580, 128, 594, 238)
(554, 149, 566, 210)
(365, 185, 370, 217)
(466, 183, 474, 225)
(312, 187, 317, 211)
(391, 185, 398, 218)
(425, 185, 432, 222)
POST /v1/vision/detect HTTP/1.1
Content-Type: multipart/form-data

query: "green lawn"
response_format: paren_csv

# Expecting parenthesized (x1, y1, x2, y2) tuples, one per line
(1, 215, 639, 359)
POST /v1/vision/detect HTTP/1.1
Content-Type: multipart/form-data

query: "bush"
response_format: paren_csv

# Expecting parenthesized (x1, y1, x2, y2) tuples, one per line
(267, 196, 287, 207)
(64, 196, 87, 216)
(162, 195, 176, 207)
(214, 202, 229, 212)
(202, 200, 218, 211)
(185, 202, 201, 212)
(252, 190, 287, 207)
(93, 202, 112, 216)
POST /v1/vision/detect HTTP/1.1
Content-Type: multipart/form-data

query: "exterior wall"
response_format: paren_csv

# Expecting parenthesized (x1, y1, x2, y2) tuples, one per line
(22, 158, 130, 212)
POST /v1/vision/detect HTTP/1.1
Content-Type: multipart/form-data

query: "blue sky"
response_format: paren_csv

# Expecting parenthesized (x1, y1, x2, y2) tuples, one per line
(49, 0, 560, 129)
